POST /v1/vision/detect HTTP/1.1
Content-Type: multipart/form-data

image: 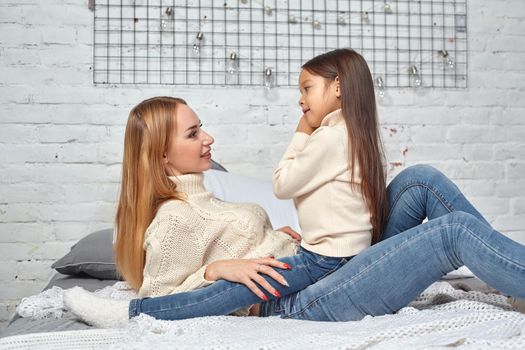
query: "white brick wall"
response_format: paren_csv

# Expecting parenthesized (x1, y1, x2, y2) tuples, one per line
(0, 0, 524, 329)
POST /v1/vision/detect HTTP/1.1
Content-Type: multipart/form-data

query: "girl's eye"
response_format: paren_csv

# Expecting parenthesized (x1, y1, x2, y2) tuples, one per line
(189, 131, 198, 138)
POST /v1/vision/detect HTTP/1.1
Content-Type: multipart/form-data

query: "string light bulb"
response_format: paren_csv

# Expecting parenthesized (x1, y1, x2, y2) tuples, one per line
(362, 11, 370, 24)
(438, 49, 455, 70)
(384, 3, 393, 14)
(192, 31, 204, 56)
(375, 76, 385, 98)
(410, 65, 422, 88)
(160, 7, 174, 30)
(264, 67, 274, 90)
(227, 51, 239, 74)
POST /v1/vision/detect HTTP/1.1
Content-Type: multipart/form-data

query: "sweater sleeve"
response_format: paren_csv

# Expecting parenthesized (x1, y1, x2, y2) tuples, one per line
(273, 128, 347, 199)
(140, 213, 214, 297)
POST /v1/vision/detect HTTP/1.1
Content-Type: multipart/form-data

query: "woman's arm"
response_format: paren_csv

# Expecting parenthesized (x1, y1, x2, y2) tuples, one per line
(205, 257, 291, 300)
(141, 214, 214, 296)
(142, 212, 291, 299)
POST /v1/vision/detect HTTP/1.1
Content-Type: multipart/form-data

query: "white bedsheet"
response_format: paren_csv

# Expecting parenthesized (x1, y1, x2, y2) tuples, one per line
(2, 281, 524, 350)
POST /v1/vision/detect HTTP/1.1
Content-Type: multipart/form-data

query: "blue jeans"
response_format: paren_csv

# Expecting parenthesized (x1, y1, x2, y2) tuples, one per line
(129, 247, 351, 319)
(130, 165, 525, 321)
(258, 165, 525, 320)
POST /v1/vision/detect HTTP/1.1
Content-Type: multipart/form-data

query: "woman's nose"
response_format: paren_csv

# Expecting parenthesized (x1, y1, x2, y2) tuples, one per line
(203, 131, 214, 145)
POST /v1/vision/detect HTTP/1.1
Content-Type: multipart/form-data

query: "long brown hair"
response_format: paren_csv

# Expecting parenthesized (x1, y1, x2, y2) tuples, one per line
(115, 96, 187, 291)
(302, 48, 387, 243)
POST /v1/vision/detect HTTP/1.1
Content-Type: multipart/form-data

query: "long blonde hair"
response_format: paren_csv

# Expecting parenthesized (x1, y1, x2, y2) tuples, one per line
(115, 96, 187, 291)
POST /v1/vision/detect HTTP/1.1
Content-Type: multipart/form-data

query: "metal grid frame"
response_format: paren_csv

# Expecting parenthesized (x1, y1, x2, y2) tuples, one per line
(93, 0, 468, 88)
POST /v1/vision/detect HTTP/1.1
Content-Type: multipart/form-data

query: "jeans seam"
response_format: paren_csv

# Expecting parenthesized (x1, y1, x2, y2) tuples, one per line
(285, 222, 449, 319)
(387, 182, 455, 224)
(317, 258, 348, 280)
(285, 219, 522, 319)
(149, 281, 261, 314)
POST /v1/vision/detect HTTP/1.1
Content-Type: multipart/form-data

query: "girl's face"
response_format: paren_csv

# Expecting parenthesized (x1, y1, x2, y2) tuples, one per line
(298, 69, 341, 128)
(163, 104, 214, 176)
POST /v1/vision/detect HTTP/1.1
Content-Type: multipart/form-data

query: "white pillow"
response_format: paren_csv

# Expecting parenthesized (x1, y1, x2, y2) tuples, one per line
(203, 169, 300, 233)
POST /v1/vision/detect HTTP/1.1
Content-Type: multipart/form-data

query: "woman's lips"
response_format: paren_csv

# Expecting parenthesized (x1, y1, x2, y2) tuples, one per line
(201, 151, 211, 159)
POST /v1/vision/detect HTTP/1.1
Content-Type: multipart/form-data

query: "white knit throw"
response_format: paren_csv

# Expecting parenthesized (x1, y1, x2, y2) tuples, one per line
(4, 281, 525, 350)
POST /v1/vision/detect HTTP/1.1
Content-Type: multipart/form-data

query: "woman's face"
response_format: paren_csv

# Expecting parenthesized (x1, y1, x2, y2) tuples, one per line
(164, 104, 214, 176)
(298, 69, 341, 128)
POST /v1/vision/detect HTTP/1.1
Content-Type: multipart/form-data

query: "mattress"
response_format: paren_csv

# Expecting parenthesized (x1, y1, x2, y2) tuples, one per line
(0, 273, 495, 338)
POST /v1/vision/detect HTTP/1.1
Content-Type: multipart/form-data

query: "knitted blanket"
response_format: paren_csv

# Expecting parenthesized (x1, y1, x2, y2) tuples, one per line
(2, 282, 525, 350)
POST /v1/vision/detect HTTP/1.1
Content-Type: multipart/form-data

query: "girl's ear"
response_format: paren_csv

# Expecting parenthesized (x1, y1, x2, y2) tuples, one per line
(334, 76, 341, 98)
(163, 152, 169, 164)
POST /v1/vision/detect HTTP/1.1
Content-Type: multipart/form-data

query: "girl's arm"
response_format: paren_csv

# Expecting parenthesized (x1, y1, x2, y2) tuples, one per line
(273, 127, 348, 199)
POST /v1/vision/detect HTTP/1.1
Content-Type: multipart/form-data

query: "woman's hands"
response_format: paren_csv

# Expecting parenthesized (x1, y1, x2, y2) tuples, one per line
(204, 258, 291, 301)
(276, 226, 302, 242)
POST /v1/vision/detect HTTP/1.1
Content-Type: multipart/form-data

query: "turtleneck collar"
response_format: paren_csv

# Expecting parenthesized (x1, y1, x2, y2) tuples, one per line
(320, 108, 345, 127)
(168, 173, 207, 196)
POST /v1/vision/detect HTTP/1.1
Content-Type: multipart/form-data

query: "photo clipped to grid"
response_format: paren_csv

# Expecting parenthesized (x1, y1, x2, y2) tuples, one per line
(93, 0, 468, 88)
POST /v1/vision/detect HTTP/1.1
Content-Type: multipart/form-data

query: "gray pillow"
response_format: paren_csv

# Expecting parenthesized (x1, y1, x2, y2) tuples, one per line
(52, 228, 119, 280)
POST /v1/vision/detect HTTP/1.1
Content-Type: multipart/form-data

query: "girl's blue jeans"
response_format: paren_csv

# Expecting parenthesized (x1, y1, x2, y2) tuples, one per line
(129, 165, 525, 321)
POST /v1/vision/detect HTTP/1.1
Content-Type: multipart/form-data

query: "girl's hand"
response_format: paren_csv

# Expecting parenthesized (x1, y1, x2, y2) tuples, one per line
(296, 116, 316, 135)
(204, 258, 292, 301)
(276, 226, 302, 242)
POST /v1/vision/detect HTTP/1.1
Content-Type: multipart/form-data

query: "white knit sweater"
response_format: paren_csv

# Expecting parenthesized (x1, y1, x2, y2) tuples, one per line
(139, 173, 298, 299)
(273, 109, 373, 257)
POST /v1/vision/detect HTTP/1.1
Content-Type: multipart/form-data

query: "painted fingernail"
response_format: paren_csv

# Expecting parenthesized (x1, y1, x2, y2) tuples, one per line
(282, 279, 289, 287)
(261, 295, 269, 301)
(283, 263, 292, 270)
(274, 290, 281, 298)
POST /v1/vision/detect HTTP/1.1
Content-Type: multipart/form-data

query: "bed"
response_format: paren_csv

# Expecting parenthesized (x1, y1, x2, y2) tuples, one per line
(1, 169, 524, 349)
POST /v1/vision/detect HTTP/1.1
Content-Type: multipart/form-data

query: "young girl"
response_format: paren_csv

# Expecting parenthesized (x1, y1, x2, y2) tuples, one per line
(65, 49, 525, 327)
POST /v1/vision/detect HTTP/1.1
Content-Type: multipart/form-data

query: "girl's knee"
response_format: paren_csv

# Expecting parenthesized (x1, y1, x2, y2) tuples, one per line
(388, 164, 438, 190)
(402, 164, 442, 180)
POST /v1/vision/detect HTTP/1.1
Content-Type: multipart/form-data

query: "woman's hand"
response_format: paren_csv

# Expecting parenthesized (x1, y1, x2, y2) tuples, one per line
(276, 226, 302, 242)
(204, 258, 291, 301)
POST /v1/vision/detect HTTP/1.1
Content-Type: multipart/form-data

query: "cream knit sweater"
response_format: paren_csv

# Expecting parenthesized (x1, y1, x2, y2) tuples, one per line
(273, 109, 372, 257)
(139, 173, 297, 299)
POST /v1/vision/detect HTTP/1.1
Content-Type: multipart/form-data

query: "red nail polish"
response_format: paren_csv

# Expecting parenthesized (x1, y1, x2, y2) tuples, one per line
(283, 263, 292, 270)
(262, 295, 269, 301)
(274, 290, 281, 298)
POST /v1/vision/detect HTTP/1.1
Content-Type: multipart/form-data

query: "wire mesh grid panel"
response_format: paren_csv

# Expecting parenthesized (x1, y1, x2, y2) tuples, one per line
(93, 0, 468, 88)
